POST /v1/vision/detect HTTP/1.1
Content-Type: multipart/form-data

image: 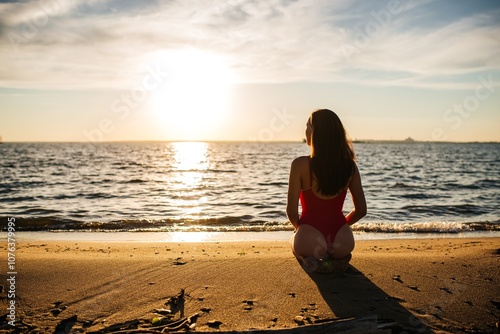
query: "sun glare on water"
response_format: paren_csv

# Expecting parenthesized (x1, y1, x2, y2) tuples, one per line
(149, 49, 234, 140)
(170, 142, 209, 216)
(171, 141, 208, 190)
(173, 141, 208, 174)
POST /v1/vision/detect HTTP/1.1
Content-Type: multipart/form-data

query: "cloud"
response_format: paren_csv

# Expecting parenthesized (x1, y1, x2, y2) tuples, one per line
(337, 9, 500, 88)
(0, 0, 499, 90)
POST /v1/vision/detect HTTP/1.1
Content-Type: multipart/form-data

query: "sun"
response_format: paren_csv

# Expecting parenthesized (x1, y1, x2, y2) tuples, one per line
(148, 48, 234, 140)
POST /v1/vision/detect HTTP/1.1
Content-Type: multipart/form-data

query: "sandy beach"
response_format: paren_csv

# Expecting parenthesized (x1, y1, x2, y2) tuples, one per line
(1, 237, 499, 333)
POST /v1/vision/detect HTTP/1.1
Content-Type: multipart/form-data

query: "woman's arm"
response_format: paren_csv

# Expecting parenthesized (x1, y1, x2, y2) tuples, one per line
(345, 163, 367, 225)
(286, 158, 302, 230)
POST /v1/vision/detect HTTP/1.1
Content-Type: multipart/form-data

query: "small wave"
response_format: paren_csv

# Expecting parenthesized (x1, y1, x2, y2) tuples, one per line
(390, 182, 412, 188)
(400, 193, 440, 199)
(14, 181, 45, 188)
(352, 221, 500, 233)
(0, 196, 37, 202)
(15, 208, 62, 215)
(0, 188, 13, 195)
(364, 171, 384, 176)
(89, 179, 114, 184)
(257, 182, 288, 187)
(52, 194, 77, 200)
(4, 216, 499, 233)
(253, 204, 275, 209)
(206, 169, 238, 173)
(83, 192, 116, 199)
(124, 179, 147, 184)
(476, 179, 500, 188)
(4, 216, 288, 232)
(441, 182, 481, 190)
(259, 210, 287, 218)
(402, 204, 485, 215)
(0, 162, 18, 168)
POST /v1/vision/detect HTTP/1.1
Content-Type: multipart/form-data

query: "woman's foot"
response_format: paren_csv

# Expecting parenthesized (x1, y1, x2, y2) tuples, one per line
(298, 253, 352, 273)
(330, 253, 352, 272)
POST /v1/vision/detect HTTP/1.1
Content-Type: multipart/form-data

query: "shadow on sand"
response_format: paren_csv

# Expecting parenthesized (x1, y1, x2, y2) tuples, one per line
(302, 263, 434, 334)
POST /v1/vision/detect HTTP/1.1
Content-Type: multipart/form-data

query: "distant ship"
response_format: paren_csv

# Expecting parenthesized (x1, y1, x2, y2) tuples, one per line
(0, 135, 3, 144)
(404, 137, 415, 142)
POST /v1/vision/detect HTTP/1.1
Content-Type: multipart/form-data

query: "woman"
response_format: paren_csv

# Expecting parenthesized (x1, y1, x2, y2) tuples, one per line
(287, 109, 366, 273)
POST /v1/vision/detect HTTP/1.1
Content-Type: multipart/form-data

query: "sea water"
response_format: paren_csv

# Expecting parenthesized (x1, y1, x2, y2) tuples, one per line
(1, 141, 498, 235)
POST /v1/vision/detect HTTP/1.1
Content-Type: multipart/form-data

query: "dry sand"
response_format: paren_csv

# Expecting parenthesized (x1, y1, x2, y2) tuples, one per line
(1, 237, 499, 333)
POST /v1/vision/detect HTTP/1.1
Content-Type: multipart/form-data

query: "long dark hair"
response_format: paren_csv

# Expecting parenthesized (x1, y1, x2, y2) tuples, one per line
(309, 109, 355, 196)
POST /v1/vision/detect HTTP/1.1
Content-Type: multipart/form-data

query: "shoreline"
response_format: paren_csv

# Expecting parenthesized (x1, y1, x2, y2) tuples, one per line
(13, 230, 500, 243)
(1, 237, 499, 333)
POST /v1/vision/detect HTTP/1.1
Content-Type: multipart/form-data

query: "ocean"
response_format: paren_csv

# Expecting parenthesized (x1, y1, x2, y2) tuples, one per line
(1, 141, 499, 235)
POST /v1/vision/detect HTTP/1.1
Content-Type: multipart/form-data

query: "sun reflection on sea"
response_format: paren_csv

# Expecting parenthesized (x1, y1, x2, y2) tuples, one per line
(172, 141, 208, 188)
(170, 142, 209, 217)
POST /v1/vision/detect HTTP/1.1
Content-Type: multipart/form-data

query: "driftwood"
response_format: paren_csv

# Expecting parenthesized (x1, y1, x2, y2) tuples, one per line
(102, 315, 393, 334)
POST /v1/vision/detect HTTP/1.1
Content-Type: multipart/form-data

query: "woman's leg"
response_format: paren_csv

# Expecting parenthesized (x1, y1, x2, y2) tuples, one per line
(291, 224, 329, 260)
(329, 224, 355, 259)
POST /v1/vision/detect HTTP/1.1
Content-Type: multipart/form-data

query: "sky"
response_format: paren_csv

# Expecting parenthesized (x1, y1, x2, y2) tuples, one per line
(0, 0, 499, 142)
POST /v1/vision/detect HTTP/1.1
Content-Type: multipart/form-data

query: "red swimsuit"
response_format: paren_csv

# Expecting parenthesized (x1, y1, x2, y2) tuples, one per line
(299, 157, 348, 244)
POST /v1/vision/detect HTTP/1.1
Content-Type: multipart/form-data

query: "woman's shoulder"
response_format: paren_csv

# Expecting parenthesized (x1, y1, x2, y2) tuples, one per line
(290, 156, 310, 174)
(291, 155, 310, 166)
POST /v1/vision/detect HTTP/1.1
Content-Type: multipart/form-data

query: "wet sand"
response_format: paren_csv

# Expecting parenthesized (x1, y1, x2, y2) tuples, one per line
(1, 237, 499, 333)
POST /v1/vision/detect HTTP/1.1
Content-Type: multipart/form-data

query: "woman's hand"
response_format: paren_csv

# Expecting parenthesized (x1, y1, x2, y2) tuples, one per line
(345, 163, 367, 225)
(286, 157, 304, 229)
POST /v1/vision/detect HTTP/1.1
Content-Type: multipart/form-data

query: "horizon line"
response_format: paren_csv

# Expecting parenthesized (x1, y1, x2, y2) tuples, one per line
(1, 139, 499, 144)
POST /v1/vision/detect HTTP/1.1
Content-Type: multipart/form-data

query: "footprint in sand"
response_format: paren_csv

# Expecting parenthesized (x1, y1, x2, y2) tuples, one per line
(392, 275, 404, 283)
(172, 258, 186, 265)
(242, 300, 254, 311)
(207, 320, 222, 329)
(439, 287, 453, 294)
